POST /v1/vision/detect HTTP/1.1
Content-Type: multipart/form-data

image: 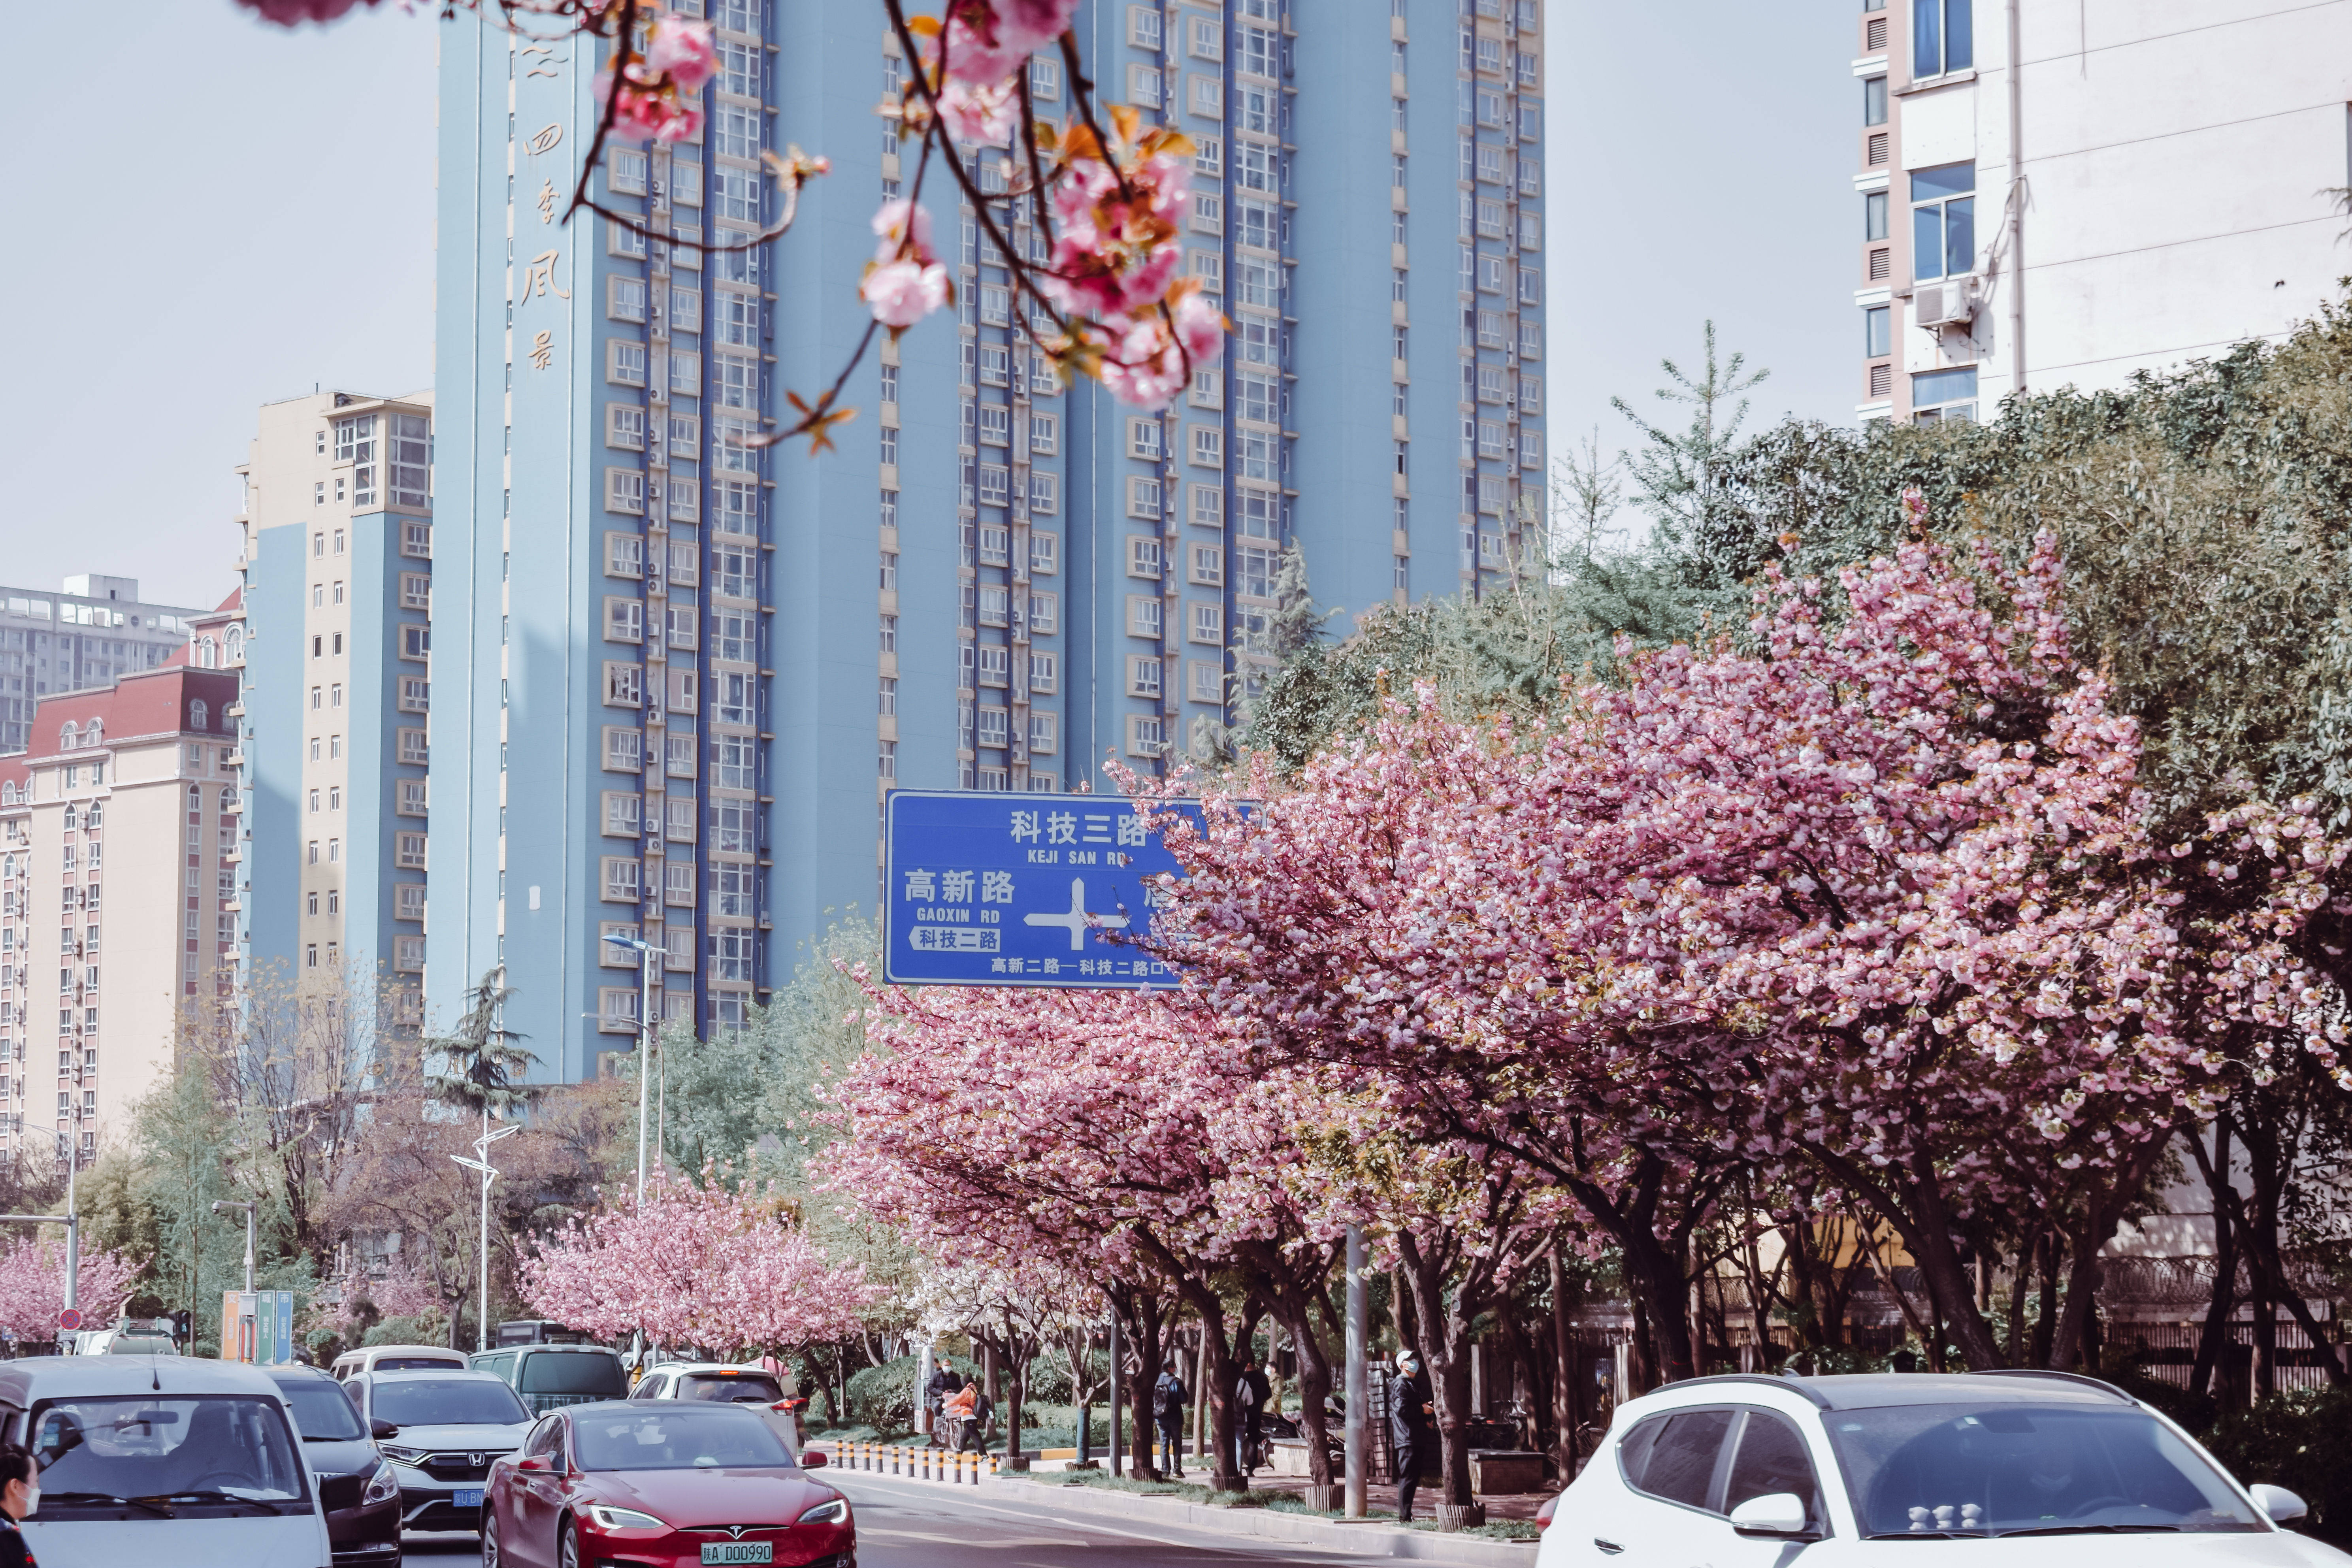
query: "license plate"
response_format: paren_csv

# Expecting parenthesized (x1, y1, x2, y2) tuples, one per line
(701, 1545, 773, 1565)
(452, 1489, 484, 1509)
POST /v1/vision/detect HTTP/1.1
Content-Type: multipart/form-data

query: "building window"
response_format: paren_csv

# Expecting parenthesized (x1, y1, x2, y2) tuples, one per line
(604, 726, 644, 773)
(1911, 162, 1975, 281)
(1190, 426, 1223, 468)
(398, 676, 429, 713)
(976, 645, 1011, 687)
(1128, 418, 1165, 461)
(1127, 477, 1163, 520)
(1028, 712, 1059, 753)
(1865, 190, 1889, 242)
(1030, 55, 1061, 99)
(397, 831, 427, 869)
(1029, 592, 1059, 635)
(976, 404, 1010, 445)
(1030, 531, 1059, 574)
(1127, 62, 1163, 107)
(1029, 472, 1060, 514)
(1128, 656, 1163, 699)
(398, 727, 429, 764)
(601, 857, 643, 904)
(608, 341, 648, 386)
(1129, 536, 1165, 580)
(1912, 365, 1978, 423)
(978, 586, 1011, 627)
(1189, 543, 1224, 586)
(1864, 74, 1887, 126)
(1126, 714, 1165, 758)
(1128, 596, 1163, 640)
(1030, 650, 1059, 692)
(977, 464, 1011, 507)
(1865, 305, 1891, 359)
(1189, 601, 1223, 646)
(1914, 0, 1973, 78)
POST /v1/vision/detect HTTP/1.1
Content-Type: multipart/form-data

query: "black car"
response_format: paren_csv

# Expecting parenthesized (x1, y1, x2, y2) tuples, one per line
(268, 1364, 402, 1568)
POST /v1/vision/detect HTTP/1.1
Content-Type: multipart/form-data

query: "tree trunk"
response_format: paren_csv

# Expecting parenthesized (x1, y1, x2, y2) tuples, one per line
(1550, 1252, 1580, 1478)
(2029, 1231, 2058, 1370)
(1109, 1283, 1165, 1480)
(1397, 1229, 1483, 1511)
(1264, 1289, 1338, 1490)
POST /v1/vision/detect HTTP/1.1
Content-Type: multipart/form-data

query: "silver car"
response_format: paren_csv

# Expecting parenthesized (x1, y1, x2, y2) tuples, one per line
(341, 1368, 530, 1541)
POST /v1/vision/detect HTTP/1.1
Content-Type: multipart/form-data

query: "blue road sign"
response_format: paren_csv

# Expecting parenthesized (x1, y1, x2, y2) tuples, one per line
(883, 789, 1209, 988)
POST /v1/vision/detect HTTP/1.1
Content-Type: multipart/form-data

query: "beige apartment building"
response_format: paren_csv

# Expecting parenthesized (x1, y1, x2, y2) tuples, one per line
(0, 660, 240, 1172)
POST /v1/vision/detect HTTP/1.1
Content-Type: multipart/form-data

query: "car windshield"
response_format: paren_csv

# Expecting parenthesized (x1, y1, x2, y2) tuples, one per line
(677, 1372, 783, 1404)
(520, 1353, 628, 1396)
(372, 1379, 529, 1428)
(573, 1409, 795, 1472)
(1825, 1402, 2266, 1536)
(275, 1380, 367, 1441)
(30, 1396, 307, 1511)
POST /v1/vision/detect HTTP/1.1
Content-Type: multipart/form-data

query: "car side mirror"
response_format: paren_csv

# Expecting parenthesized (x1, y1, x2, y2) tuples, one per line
(515, 1457, 545, 1473)
(370, 1419, 400, 1441)
(2251, 1484, 2309, 1525)
(802, 1450, 827, 1469)
(1729, 1493, 1813, 1538)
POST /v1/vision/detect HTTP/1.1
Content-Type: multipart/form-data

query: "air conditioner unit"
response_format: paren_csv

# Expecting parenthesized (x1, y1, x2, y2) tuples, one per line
(1914, 276, 1978, 330)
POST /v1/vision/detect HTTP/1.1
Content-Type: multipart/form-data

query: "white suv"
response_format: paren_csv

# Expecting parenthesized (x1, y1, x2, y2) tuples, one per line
(1536, 1371, 2343, 1568)
(627, 1362, 804, 1453)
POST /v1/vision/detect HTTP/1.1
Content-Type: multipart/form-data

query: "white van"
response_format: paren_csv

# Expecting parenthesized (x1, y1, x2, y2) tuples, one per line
(0, 1355, 333, 1568)
(328, 1343, 468, 1382)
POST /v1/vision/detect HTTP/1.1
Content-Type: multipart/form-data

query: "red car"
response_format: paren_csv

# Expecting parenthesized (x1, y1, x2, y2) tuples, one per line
(481, 1402, 850, 1568)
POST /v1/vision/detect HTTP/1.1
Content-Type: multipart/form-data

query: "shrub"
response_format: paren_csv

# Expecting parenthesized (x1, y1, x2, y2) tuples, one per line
(364, 1313, 449, 1348)
(845, 1352, 978, 1434)
(2201, 1386, 2352, 1545)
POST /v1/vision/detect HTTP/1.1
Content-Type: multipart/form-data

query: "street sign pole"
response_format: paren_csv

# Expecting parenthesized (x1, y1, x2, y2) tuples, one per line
(1106, 1307, 1122, 1479)
(1345, 1225, 1368, 1518)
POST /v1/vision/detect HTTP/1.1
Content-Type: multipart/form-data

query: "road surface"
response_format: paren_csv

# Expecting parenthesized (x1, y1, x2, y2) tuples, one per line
(401, 1469, 1405, 1566)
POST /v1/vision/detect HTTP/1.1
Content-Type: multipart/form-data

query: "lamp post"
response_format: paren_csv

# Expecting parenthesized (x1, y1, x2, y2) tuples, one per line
(600, 933, 658, 1206)
(211, 1199, 257, 1294)
(450, 1121, 520, 1353)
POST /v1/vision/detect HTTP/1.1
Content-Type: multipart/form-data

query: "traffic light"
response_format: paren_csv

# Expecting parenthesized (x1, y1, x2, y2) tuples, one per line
(170, 1309, 192, 1342)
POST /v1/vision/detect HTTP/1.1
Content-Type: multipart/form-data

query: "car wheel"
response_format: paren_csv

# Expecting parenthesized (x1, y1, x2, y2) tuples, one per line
(559, 1519, 580, 1568)
(482, 1514, 501, 1568)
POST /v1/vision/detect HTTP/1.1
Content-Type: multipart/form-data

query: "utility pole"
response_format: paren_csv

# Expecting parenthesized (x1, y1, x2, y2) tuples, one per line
(212, 1199, 256, 1293)
(600, 933, 658, 1205)
(451, 1121, 520, 1353)
(1345, 1225, 1368, 1519)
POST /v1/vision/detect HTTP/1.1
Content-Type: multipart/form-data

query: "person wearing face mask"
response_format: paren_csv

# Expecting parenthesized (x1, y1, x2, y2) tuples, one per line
(0, 1442, 40, 1568)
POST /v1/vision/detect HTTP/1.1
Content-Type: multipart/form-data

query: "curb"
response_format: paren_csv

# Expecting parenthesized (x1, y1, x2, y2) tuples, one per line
(979, 1473, 1541, 1564)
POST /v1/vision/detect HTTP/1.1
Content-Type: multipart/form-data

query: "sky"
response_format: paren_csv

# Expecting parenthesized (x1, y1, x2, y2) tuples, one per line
(0, 1, 1855, 612)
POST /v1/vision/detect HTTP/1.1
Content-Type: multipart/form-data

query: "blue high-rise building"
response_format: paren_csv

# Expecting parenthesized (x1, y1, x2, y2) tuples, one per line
(429, 0, 1544, 1078)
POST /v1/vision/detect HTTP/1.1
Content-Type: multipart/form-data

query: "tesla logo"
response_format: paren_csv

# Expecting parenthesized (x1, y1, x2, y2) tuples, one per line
(468, 1453, 486, 1467)
(727, 1527, 748, 1540)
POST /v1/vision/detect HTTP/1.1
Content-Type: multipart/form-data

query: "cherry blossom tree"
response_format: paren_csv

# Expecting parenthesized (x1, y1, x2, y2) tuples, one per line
(822, 985, 1349, 1491)
(0, 1233, 141, 1344)
(520, 1167, 875, 1362)
(1148, 530, 2346, 1375)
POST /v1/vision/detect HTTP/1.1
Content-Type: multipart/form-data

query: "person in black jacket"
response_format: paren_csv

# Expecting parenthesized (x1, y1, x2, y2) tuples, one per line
(925, 1362, 965, 1448)
(0, 1442, 40, 1568)
(1388, 1351, 1435, 1522)
(1153, 1366, 1189, 1478)
(1233, 1355, 1272, 1476)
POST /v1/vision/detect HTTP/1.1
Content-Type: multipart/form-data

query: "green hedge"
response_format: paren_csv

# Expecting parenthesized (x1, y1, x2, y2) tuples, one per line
(844, 1352, 978, 1434)
(2199, 1387, 2352, 1545)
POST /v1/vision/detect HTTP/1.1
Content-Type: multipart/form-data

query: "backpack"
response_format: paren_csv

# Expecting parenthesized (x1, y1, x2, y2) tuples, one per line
(1155, 1374, 1185, 1422)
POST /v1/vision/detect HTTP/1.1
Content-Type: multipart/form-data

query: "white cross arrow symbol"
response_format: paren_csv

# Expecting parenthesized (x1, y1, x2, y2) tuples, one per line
(1023, 877, 1129, 952)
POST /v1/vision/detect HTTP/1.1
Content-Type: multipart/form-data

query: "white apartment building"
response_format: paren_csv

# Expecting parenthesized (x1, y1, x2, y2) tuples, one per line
(1853, 0, 2352, 422)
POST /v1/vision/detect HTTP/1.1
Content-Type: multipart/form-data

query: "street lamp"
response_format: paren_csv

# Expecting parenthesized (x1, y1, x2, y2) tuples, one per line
(211, 1199, 257, 1294)
(450, 1121, 520, 1354)
(599, 933, 658, 1206)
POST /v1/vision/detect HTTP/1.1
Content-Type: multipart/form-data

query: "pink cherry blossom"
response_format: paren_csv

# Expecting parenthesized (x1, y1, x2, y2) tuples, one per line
(0, 1233, 140, 1343)
(861, 258, 951, 328)
(937, 77, 1020, 147)
(520, 1168, 874, 1356)
(870, 198, 938, 265)
(236, 0, 379, 22)
(595, 70, 705, 144)
(935, 0, 1081, 88)
(644, 16, 718, 93)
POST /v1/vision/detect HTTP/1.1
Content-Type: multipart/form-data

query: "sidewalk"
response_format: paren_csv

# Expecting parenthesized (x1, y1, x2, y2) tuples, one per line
(812, 1442, 1543, 1565)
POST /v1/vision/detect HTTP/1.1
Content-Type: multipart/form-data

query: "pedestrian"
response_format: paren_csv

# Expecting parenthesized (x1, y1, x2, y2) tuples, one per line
(0, 1441, 39, 1568)
(969, 1384, 996, 1455)
(1388, 1350, 1434, 1523)
(925, 1359, 965, 1447)
(1153, 1363, 1189, 1479)
(944, 1381, 980, 1454)
(1233, 1353, 1271, 1477)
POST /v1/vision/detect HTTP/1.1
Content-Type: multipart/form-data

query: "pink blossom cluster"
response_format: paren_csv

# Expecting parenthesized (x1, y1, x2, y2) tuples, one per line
(596, 14, 719, 144)
(520, 1168, 875, 1355)
(861, 2, 1226, 407)
(0, 1234, 140, 1343)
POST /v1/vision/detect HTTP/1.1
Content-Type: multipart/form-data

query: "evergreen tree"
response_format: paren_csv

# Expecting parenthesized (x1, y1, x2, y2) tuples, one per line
(427, 968, 540, 1119)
